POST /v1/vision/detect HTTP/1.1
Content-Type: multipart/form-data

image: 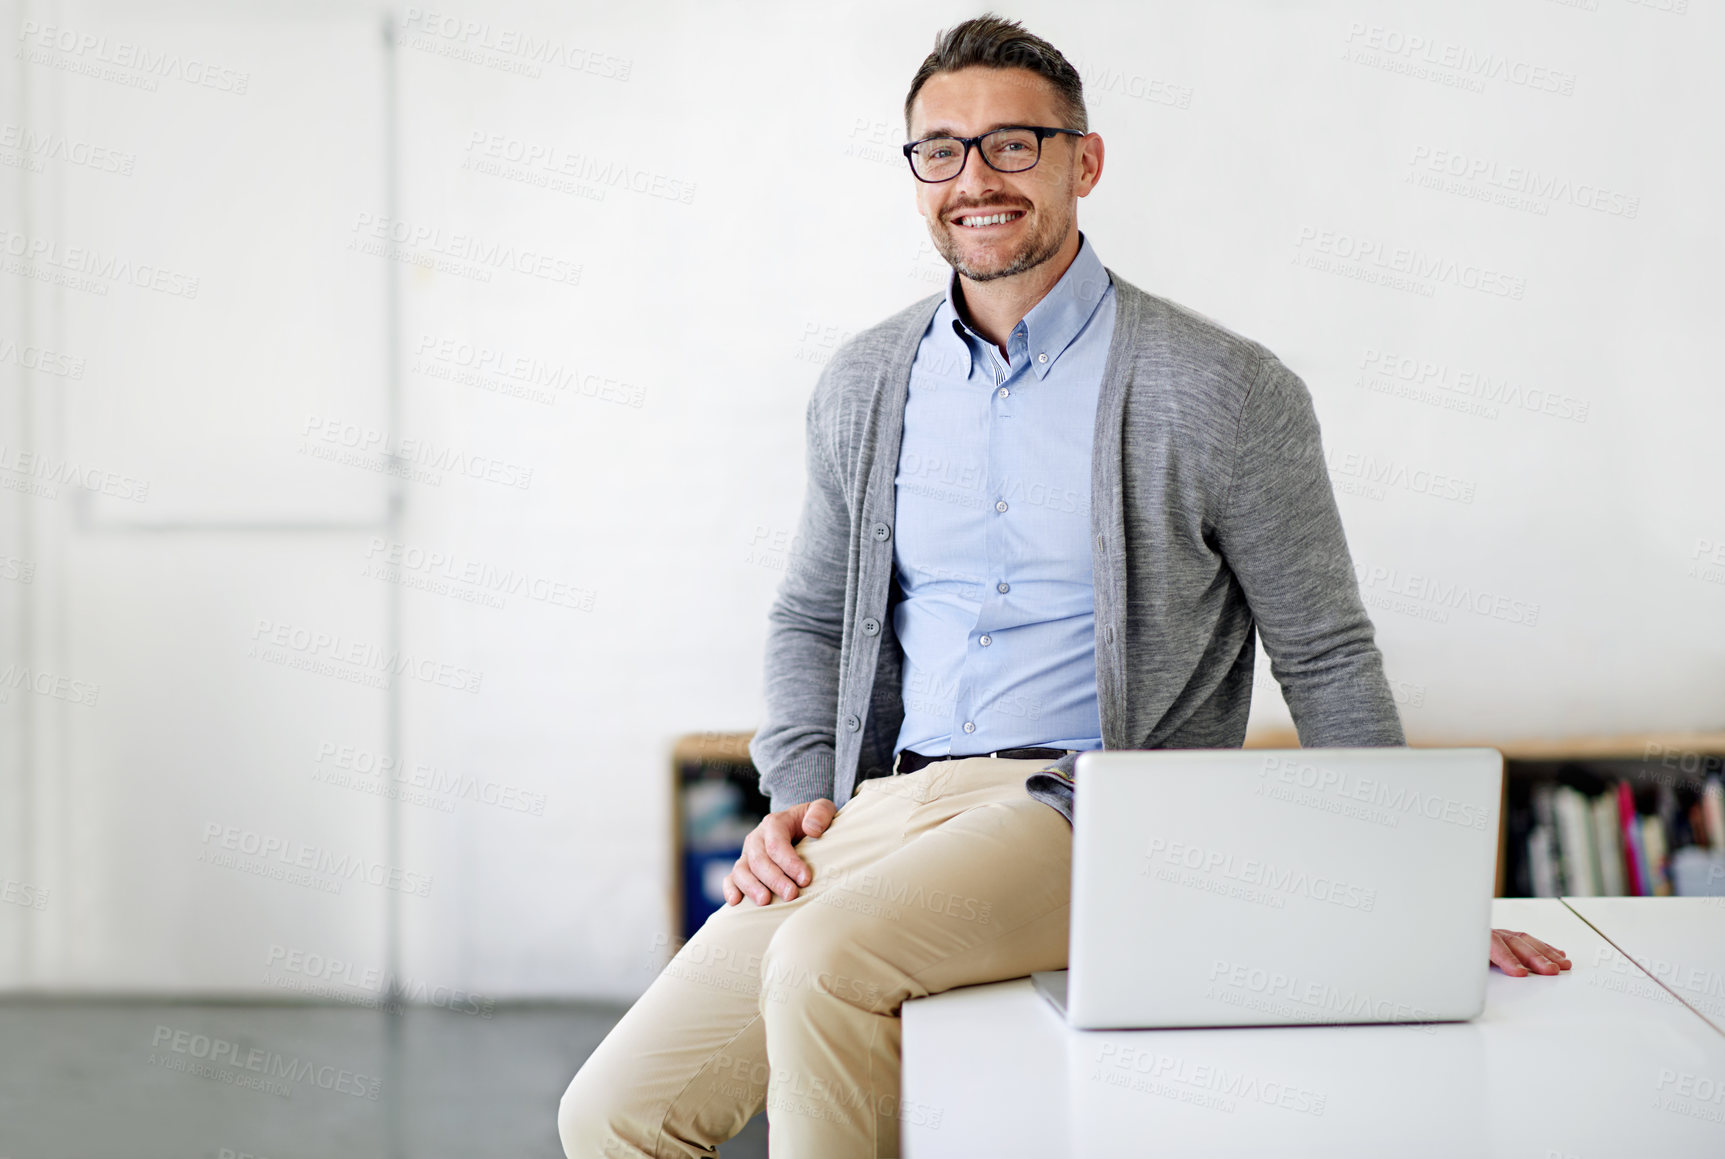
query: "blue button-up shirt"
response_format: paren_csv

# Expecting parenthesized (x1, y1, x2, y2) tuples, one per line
(891, 231, 1117, 756)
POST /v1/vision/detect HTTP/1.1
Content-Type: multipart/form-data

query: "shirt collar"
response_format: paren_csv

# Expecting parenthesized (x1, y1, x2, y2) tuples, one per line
(939, 230, 1111, 381)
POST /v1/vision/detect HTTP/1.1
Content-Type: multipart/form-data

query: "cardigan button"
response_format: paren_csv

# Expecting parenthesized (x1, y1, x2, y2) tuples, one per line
(845, 714, 862, 732)
(872, 522, 891, 541)
(862, 617, 881, 636)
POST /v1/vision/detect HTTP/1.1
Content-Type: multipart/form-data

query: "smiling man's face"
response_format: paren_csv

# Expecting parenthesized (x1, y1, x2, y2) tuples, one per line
(908, 65, 1099, 284)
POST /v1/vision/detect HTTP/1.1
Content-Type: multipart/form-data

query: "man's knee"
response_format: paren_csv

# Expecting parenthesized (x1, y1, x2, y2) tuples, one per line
(758, 904, 890, 1017)
(557, 1063, 641, 1158)
(558, 1034, 763, 1158)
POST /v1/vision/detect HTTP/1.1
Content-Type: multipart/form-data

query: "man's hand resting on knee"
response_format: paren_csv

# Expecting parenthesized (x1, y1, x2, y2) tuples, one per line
(722, 799, 837, 906)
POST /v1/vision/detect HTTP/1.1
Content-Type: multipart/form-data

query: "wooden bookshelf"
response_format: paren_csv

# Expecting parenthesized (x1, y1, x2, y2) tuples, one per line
(1248, 729, 1725, 897)
(1246, 729, 1725, 762)
(669, 732, 767, 942)
(671, 730, 1725, 926)
(672, 731, 756, 765)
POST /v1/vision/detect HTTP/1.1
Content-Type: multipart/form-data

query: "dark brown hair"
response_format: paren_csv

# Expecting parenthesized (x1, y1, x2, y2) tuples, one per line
(903, 13, 1087, 138)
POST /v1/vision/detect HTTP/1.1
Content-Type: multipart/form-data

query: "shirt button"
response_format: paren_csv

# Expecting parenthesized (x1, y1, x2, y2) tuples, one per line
(872, 522, 892, 542)
(997, 387, 1009, 398)
(1037, 353, 1048, 364)
(979, 635, 992, 646)
(862, 617, 881, 636)
(997, 581, 1010, 594)
(963, 721, 976, 734)
(845, 713, 862, 732)
(995, 500, 1008, 513)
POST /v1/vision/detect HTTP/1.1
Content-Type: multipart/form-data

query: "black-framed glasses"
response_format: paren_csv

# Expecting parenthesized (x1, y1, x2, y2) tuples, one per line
(902, 125, 1085, 183)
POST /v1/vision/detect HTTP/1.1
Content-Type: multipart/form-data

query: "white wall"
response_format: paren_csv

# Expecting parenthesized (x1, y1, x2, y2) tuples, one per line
(1, 0, 1719, 1000)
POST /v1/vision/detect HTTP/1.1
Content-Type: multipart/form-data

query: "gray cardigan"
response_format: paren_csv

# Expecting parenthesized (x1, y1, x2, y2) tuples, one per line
(748, 268, 1406, 818)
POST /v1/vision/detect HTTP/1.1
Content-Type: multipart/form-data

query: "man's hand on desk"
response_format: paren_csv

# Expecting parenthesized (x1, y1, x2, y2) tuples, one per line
(722, 798, 838, 907)
(1490, 928, 1571, 977)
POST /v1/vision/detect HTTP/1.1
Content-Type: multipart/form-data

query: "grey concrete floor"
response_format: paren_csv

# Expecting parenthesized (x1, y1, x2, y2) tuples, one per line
(0, 1001, 769, 1158)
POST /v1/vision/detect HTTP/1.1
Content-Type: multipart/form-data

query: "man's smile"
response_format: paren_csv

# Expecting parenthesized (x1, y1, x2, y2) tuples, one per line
(951, 207, 1028, 229)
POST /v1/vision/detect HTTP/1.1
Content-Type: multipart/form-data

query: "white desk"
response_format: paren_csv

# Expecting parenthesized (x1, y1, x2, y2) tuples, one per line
(901, 899, 1725, 1157)
(1563, 896, 1725, 1034)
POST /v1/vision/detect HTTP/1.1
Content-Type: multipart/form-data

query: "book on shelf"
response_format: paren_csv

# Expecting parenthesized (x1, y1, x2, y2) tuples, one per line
(1524, 772, 1724, 898)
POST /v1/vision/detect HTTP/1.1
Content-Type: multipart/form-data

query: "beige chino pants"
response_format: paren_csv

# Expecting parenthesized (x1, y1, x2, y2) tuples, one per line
(556, 755, 1074, 1159)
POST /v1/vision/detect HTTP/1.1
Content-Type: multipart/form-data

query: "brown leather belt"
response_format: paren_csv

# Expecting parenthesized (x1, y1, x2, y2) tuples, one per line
(893, 746, 1075, 776)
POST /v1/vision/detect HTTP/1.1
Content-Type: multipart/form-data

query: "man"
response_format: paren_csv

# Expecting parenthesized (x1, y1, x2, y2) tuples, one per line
(559, 15, 1570, 1159)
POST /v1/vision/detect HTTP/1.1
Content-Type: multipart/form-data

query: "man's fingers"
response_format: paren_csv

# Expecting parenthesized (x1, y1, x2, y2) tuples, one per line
(730, 802, 839, 907)
(762, 829, 811, 890)
(747, 843, 800, 902)
(722, 876, 741, 906)
(1501, 930, 1567, 959)
(1508, 932, 1567, 974)
(802, 799, 837, 838)
(1490, 930, 1529, 976)
(730, 860, 770, 907)
(1520, 934, 1570, 966)
(1492, 929, 1568, 976)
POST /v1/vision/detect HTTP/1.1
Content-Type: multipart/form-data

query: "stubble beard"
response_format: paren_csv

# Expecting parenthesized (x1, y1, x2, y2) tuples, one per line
(932, 184, 1075, 284)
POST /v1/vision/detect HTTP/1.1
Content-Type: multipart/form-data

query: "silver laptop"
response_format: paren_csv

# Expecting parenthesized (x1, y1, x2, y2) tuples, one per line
(1032, 748, 1503, 1030)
